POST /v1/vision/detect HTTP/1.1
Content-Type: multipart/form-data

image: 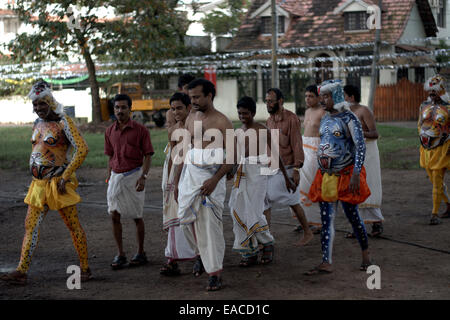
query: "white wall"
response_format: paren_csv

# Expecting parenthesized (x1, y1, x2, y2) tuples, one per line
(0, 88, 92, 124)
(399, 3, 427, 43)
(213, 78, 295, 122)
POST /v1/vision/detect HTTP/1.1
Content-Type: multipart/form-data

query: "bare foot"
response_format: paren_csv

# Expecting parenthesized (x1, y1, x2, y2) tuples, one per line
(305, 262, 333, 275)
(294, 230, 313, 246)
(0, 270, 27, 285)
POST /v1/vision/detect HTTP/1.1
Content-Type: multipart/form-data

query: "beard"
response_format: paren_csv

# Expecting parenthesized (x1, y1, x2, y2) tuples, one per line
(268, 102, 280, 114)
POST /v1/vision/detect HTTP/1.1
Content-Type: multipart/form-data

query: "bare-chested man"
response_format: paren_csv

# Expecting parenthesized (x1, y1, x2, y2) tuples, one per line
(263, 88, 313, 247)
(165, 74, 196, 129)
(296, 85, 325, 234)
(160, 92, 196, 276)
(344, 84, 384, 237)
(228, 96, 296, 267)
(173, 78, 233, 291)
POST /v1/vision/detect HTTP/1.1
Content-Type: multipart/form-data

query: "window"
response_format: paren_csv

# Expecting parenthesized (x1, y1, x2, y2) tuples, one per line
(437, 0, 446, 28)
(344, 11, 369, 31)
(315, 54, 333, 84)
(4, 18, 19, 34)
(415, 67, 425, 83)
(261, 16, 285, 34)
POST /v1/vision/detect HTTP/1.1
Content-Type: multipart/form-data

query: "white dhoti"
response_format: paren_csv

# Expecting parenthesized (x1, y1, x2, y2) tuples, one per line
(299, 136, 322, 226)
(162, 145, 196, 261)
(264, 167, 301, 210)
(107, 167, 145, 219)
(177, 148, 226, 275)
(229, 156, 274, 258)
(359, 139, 384, 223)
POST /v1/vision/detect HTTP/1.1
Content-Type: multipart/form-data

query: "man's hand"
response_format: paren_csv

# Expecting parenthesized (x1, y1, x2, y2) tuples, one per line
(349, 172, 360, 194)
(226, 172, 235, 181)
(135, 177, 146, 192)
(284, 177, 297, 193)
(57, 178, 67, 194)
(292, 169, 300, 186)
(200, 177, 219, 196)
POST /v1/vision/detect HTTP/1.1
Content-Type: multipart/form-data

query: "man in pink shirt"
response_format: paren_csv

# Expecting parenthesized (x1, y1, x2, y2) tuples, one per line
(105, 94, 154, 270)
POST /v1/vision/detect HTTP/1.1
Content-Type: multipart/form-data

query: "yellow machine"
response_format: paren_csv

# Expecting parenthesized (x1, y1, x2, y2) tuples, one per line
(100, 82, 170, 127)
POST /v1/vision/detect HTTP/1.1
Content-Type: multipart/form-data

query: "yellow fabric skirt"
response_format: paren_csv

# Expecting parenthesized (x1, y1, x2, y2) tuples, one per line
(420, 140, 450, 170)
(24, 173, 81, 211)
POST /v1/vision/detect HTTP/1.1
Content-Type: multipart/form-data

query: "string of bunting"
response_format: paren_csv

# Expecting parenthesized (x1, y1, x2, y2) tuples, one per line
(1, 36, 450, 80)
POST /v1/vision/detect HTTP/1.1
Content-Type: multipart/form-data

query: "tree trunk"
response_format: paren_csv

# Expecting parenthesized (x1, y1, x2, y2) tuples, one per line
(80, 40, 101, 123)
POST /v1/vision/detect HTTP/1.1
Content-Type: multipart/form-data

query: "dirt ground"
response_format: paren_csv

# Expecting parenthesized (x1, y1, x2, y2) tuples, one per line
(0, 166, 449, 301)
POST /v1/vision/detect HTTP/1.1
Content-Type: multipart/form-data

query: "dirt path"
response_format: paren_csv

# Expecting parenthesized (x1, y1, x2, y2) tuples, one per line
(0, 167, 449, 300)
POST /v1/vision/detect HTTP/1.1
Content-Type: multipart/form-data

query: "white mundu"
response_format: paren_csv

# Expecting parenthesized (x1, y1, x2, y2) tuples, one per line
(177, 148, 227, 276)
(162, 144, 196, 261)
(299, 136, 321, 226)
(229, 155, 274, 257)
(359, 139, 384, 223)
(107, 167, 145, 219)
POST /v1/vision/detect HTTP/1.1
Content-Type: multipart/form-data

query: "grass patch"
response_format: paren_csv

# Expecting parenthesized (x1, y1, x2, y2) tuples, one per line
(0, 123, 420, 170)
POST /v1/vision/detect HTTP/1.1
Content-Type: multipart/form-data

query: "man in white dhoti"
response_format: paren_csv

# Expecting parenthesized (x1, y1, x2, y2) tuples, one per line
(160, 92, 196, 276)
(229, 97, 295, 267)
(297, 85, 325, 233)
(174, 79, 234, 291)
(344, 85, 384, 237)
(105, 94, 154, 270)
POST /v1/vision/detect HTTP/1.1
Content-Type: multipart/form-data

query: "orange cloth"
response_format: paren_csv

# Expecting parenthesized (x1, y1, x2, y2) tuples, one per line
(308, 165, 371, 205)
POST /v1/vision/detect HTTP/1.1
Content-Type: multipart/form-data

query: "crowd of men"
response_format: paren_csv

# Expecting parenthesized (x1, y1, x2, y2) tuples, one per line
(1, 73, 448, 292)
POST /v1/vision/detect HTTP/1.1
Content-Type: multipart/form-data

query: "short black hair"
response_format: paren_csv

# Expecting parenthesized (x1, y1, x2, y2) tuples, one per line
(266, 88, 284, 101)
(237, 96, 256, 114)
(305, 85, 319, 96)
(187, 78, 216, 100)
(114, 94, 132, 108)
(170, 92, 191, 107)
(343, 84, 361, 103)
(178, 74, 195, 90)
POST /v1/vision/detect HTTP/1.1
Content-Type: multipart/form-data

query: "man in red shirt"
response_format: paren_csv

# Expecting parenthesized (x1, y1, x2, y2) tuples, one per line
(105, 94, 154, 270)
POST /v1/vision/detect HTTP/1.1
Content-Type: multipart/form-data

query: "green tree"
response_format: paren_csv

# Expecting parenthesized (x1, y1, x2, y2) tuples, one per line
(199, 0, 250, 37)
(7, 0, 188, 123)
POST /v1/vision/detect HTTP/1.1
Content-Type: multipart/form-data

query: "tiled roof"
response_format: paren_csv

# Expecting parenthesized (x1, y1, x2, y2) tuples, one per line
(228, 0, 438, 51)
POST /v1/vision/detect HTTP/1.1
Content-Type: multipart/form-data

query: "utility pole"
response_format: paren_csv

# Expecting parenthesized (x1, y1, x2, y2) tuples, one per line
(271, 0, 278, 88)
(368, 0, 382, 111)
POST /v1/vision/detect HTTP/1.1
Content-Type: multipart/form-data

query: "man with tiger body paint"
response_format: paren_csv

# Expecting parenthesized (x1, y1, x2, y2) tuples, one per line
(419, 75, 450, 225)
(0, 80, 91, 285)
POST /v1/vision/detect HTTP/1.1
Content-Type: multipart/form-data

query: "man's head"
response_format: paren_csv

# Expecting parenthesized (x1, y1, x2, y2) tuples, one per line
(187, 78, 216, 112)
(318, 80, 348, 112)
(170, 92, 191, 123)
(178, 74, 196, 94)
(113, 94, 132, 123)
(237, 96, 256, 125)
(424, 75, 449, 104)
(343, 84, 361, 104)
(305, 85, 319, 108)
(266, 88, 284, 115)
(29, 80, 63, 120)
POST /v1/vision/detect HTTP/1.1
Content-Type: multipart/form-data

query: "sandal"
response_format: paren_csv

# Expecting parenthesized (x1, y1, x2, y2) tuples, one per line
(345, 232, 356, 239)
(111, 255, 128, 270)
(239, 255, 258, 268)
(0, 271, 27, 285)
(192, 257, 205, 277)
(369, 222, 383, 238)
(129, 252, 148, 267)
(206, 275, 222, 291)
(429, 215, 442, 225)
(260, 245, 274, 265)
(304, 264, 333, 276)
(160, 262, 181, 276)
